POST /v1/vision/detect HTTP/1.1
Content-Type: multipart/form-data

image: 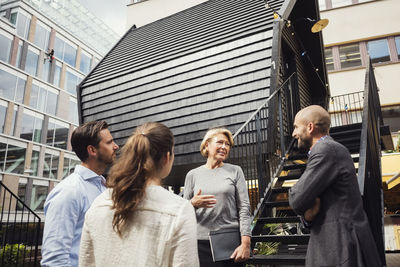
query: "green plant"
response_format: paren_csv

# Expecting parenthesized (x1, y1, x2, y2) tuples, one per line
(0, 243, 27, 266)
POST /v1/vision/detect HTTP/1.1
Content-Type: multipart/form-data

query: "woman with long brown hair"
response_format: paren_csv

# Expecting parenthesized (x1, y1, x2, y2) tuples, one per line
(79, 122, 199, 267)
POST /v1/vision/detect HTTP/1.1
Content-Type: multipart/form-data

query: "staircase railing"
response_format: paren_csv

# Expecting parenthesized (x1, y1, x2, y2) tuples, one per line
(228, 72, 298, 215)
(329, 91, 364, 127)
(357, 58, 386, 265)
(0, 181, 41, 267)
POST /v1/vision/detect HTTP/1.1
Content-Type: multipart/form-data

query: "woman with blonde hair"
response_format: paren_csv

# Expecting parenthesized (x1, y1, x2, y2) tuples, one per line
(183, 127, 251, 267)
(79, 122, 199, 267)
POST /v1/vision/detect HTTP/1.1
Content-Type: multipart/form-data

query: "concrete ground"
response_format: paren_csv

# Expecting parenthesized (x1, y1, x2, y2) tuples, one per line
(386, 252, 400, 267)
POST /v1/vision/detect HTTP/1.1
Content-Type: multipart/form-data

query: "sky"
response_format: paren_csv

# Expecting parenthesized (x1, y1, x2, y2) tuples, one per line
(77, 0, 129, 36)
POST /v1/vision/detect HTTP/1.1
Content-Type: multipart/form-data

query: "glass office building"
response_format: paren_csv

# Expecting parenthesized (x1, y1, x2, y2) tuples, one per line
(0, 0, 118, 215)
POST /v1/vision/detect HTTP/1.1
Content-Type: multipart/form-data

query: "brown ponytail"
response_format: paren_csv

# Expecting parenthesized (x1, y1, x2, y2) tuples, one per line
(106, 122, 174, 236)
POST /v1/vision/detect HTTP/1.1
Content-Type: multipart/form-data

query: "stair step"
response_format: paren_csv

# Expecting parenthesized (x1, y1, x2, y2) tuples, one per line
(330, 123, 362, 133)
(252, 234, 310, 244)
(330, 128, 361, 137)
(248, 254, 306, 265)
(278, 173, 301, 181)
(264, 201, 290, 208)
(287, 153, 308, 161)
(272, 187, 289, 194)
(282, 164, 307, 171)
(257, 216, 301, 224)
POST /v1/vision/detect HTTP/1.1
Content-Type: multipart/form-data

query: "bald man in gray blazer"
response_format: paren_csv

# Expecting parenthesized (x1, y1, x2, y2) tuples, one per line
(289, 105, 382, 267)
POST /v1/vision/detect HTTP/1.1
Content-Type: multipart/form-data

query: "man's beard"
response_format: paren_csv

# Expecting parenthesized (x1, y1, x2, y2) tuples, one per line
(97, 151, 114, 166)
(297, 137, 312, 150)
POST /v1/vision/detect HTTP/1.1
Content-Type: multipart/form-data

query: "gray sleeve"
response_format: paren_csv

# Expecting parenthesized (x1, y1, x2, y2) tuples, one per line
(183, 170, 195, 200)
(235, 166, 251, 236)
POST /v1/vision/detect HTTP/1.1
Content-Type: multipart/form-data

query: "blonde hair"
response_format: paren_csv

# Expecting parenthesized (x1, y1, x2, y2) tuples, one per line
(200, 127, 234, 157)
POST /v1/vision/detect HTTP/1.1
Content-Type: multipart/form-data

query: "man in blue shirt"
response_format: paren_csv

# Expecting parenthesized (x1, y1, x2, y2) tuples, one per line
(41, 120, 119, 267)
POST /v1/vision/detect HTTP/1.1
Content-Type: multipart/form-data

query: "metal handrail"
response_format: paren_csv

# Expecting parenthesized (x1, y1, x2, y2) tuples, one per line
(0, 181, 41, 267)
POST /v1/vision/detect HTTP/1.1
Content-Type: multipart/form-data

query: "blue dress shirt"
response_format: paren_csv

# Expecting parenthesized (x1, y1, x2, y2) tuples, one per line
(41, 165, 106, 267)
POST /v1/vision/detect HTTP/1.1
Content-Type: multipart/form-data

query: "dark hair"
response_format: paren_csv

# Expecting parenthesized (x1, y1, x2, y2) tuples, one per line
(71, 120, 108, 162)
(107, 122, 174, 236)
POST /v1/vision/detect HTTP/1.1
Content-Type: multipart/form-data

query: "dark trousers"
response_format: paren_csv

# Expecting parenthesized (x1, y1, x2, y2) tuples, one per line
(197, 240, 245, 267)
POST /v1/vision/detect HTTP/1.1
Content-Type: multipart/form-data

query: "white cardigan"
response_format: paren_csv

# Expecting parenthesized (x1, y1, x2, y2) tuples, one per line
(79, 186, 199, 267)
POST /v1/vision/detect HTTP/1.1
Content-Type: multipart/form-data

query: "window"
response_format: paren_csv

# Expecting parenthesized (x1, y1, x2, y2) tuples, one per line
(63, 156, 80, 178)
(15, 40, 23, 68)
(43, 152, 59, 179)
(3, 140, 26, 174)
(31, 180, 49, 211)
(41, 57, 51, 82)
(47, 118, 69, 149)
(0, 141, 6, 172)
(339, 44, 362, 68)
(29, 83, 58, 115)
(20, 109, 43, 143)
(324, 47, 334, 71)
(367, 38, 390, 64)
(53, 61, 62, 87)
(54, 35, 77, 67)
(395, 36, 400, 60)
(25, 46, 40, 76)
(331, 0, 352, 8)
(31, 150, 40, 176)
(10, 105, 18, 136)
(0, 31, 13, 63)
(9, 12, 17, 25)
(33, 21, 50, 51)
(318, 0, 326, 11)
(15, 11, 31, 40)
(0, 68, 26, 103)
(69, 98, 79, 124)
(80, 50, 92, 74)
(65, 68, 82, 95)
(0, 100, 7, 133)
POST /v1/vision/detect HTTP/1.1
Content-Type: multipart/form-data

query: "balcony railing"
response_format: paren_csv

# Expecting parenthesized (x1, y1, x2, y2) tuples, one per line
(329, 91, 364, 127)
(0, 181, 41, 266)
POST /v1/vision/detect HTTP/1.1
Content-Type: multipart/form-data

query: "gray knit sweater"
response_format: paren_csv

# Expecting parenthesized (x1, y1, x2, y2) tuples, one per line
(183, 163, 251, 240)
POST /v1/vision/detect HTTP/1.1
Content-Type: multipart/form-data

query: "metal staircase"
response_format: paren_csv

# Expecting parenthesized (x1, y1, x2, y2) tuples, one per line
(229, 59, 389, 266)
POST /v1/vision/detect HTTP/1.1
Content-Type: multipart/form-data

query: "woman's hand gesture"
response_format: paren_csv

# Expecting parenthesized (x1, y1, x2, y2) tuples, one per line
(190, 189, 216, 208)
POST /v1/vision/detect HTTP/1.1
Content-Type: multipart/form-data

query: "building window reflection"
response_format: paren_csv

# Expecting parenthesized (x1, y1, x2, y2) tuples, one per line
(31, 150, 40, 176)
(0, 68, 26, 103)
(79, 50, 92, 74)
(0, 100, 7, 133)
(63, 156, 80, 178)
(0, 31, 13, 63)
(53, 61, 62, 87)
(25, 46, 40, 76)
(3, 142, 26, 174)
(367, 38, 391, 64)
(43, 152, 59, 179)
(65, 68, 82, 95)
(20, 109, 43, 143)
(395, 36, 400, 60)
(29, 83, 58, 116)
(54, 35, 77, 67)
(31, 181, 48, 211)
(47, 118, 69, 149)
(33, 20, 50, 51)
(15, 11, 31, 40)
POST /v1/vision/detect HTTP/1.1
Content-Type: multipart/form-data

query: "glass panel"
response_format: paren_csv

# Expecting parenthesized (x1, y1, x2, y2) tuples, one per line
(367, 39, 391, 64)
(10, 12, 17, 25)
(339, 44, 362, 68)
(4, 144, 26, 174)
(38, 87, 47, 112)
(51, 155, 59, 179)
(43, 153, 52, 178)
(31, 150, 40, 176)
(25, 49, 39, 76)
(15, 78, 26, 104)
(80, 52, 91, 74)
(33, 116, 43, 143)
(16, 41, 23, 68)
(33, 23, 49, 50)
(53, 63, 62, 87)
(54, 123, 68, 149)
(63, 157, 70, 178)
(0, 105, 7, 133)
(10, 108, 17, 136)
(54, 36, 64, 60)
(331, 0, 352, 8)
(16, 13, 30, 39)
(395, 36, 400, 60)
(29, 84, 39, 109)
(64, 42, 77, 66)
(46, 90, 58, 115)
(318, 0, 326, 11)
(0, 69, 17, 100)
(324, 47, 334, 71)
(20, 112, 35, 141)
(42, 58, 51, 82)
(69, 100, 79, 124)
(63, 158, 80, 178)
(0, 142, 6, 171)
(0, 33, 12, 63)
(31, 184, 48, 211)
(65, 70, 78, 95)
(46, 122, 55, 146)
(17, 183, 27, 209)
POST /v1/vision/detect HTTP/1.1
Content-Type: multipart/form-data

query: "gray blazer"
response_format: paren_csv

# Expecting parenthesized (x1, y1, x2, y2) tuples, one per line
(289, 136, 382, 267)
